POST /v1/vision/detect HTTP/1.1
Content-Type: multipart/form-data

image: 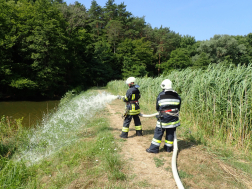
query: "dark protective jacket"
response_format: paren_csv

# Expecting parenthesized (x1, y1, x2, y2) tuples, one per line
(156, 90, 181, 128)
(122, 85, 141, 115)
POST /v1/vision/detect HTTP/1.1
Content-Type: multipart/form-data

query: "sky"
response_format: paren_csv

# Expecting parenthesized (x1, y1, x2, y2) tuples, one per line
(64, 0, 252, 41)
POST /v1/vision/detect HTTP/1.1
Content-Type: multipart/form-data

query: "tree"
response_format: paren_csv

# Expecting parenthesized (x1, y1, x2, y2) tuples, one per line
(161, 48, 192, 72)
(192, 52, 211, 69)
(116, 2, 132, 25)
(105, 20, 123, 53)
(151, 26, 181, 75)
(117, 38, 153, 78)
(194, 35, 246, 65)
(89, 40, 116, 85)
(88, 0, 104, 38)
(0, 0, 73, 98)
(234, 33, 252, 65)
(58, 1, 88, 36)
(180, 35, 196, 48)
(124, 16, 146, 39)
(103, 0, 117, 23)
(0, 0, 17, 91)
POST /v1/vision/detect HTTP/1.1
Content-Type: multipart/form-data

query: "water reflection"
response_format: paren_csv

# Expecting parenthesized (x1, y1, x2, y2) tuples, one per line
(0, 101, 59, 127)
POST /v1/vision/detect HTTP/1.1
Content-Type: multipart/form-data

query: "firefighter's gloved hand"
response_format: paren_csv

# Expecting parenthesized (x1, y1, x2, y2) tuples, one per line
(117, 95, 121, 100)
(156, 115, 163, 119)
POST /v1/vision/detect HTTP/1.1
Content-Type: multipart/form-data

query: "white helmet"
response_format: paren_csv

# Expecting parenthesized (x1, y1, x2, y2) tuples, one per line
(126, 77, 136, 85)
(160, 79, 172, 91)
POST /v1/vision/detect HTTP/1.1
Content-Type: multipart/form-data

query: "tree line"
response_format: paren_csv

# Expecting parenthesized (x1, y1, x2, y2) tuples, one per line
(1, 0, 252, 100)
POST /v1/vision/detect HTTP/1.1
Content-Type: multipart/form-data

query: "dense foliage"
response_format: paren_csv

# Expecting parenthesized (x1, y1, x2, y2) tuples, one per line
(1, 0, 252, 99)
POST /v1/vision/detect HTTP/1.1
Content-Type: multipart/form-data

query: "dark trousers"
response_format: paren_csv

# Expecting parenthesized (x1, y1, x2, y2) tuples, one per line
(148, 127, 176, 152)
(120, 115, 142, 137)
(123, 115, 141, 127)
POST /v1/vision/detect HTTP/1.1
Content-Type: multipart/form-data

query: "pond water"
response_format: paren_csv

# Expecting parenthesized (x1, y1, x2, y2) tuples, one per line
(0, 100, 59, 127)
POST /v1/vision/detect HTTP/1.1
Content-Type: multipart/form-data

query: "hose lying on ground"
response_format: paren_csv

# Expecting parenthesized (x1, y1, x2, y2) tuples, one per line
(172, 131, 184, 189)
(139, 113, 185, 189)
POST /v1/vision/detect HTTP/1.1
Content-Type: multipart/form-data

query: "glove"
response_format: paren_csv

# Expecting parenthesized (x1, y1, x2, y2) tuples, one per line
(156, 114, 163, 119)
(117, 95, 121, 100)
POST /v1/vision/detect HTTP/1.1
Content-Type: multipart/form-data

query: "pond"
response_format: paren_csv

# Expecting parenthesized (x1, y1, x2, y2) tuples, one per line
(0, 100, 59, 127)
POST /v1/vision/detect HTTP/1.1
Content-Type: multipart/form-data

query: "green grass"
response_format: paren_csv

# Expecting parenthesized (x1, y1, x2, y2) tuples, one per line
(0, 116, 31, 158)
(137, 179, 151, 187)
(153, 157, 165, 168)
(178, 170, 193, 179)
(33, 115, 126, 188)
(0, 115, 35, 188)
(165, 166, 171, 172)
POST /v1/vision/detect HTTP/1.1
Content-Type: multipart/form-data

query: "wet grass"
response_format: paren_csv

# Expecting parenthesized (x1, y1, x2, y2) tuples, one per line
(33, 115, 126, 188)
(0, 113, 128, 188)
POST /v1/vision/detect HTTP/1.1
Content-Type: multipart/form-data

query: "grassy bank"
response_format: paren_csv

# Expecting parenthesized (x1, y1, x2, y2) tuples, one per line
(0, 89, 127, 188)
(107, 64, 252, 177)
(30, 114, 126, 188)
(0, 113, 127, 188)
(0, 115, 35, 188)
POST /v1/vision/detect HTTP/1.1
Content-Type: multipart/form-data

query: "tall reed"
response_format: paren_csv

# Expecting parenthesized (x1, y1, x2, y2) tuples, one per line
(0, 116, 27, 158)
(107, 64, 252, 150)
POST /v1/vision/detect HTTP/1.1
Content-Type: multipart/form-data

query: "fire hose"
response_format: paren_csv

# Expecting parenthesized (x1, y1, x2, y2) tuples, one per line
(139, 112, 185, 189)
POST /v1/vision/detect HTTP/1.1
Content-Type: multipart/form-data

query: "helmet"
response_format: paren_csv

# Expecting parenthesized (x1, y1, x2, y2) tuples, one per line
(160, 79, 172, 90)
(126, 77, 136, 85)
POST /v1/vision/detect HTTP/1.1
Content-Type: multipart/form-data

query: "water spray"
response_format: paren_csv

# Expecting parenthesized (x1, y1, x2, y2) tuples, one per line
(139, 112, 184, 189)
(16, 91, 117, 164)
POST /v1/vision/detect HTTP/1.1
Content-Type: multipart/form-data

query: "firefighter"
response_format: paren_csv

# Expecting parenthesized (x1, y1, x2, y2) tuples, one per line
(117, 77, 143, 138)
(146, 79, 181, 153)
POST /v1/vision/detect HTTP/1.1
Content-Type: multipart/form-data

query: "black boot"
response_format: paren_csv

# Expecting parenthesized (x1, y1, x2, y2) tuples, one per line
(164, 145, 173, 152)
(119, 132, 128, 138)
(136, 130, 143, 136)
(146, 148, 159, 153)
(146, 144, 159, 153)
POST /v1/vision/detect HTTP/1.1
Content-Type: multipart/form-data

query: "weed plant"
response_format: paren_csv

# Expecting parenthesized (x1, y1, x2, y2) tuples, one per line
(0, 115, 32, 160)
(0, 115, 34, 188)
(153, 157, 165, 168)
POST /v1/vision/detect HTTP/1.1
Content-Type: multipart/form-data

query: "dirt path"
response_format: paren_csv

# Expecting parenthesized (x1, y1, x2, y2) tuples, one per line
(106, 98, 252, 189)
(106, 100, 178, 189)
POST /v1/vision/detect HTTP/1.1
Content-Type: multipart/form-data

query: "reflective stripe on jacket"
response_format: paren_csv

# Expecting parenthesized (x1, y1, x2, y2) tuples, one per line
(156, 90, 181, 128)
(122, 85, 141, 115)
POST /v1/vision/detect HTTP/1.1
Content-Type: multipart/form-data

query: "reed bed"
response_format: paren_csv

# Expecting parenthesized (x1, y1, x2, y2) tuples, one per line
(107, 64, 252, 151)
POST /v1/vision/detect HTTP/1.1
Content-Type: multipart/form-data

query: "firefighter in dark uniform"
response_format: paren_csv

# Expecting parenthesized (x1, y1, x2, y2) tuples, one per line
(146, 79, 181, 153)
(117, 77, 143, 138)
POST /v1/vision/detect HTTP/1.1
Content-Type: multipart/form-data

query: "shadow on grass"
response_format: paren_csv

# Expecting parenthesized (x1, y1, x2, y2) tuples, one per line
(177, 133, 204, 153)
(177, 140, 196, 151)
